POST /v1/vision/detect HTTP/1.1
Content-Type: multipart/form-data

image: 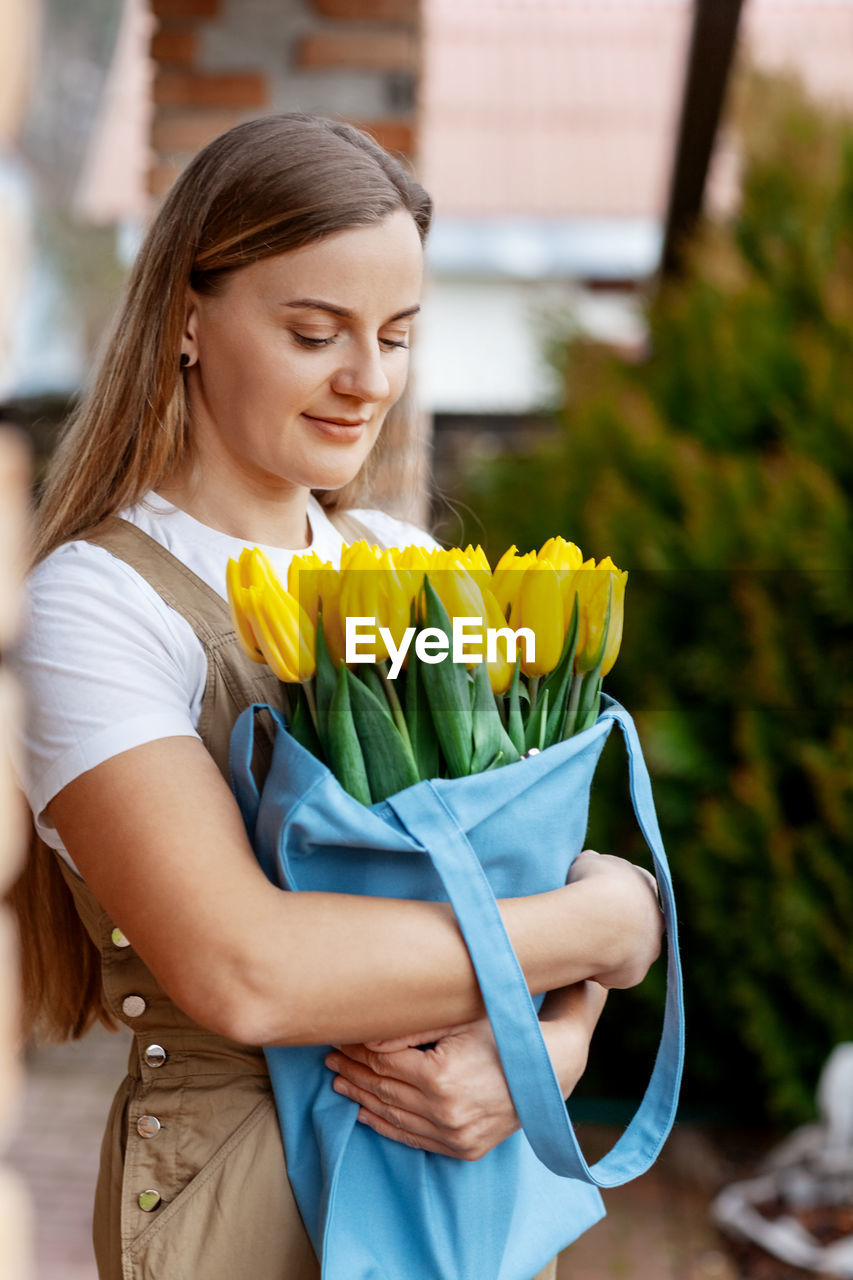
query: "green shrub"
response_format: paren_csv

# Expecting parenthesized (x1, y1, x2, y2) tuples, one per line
(455, 74, 853, 1124)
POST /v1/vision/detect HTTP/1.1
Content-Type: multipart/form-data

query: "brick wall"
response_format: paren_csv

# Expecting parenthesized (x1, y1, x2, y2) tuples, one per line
(148, 0, 422, 197)
(0, 430, 33, 1280)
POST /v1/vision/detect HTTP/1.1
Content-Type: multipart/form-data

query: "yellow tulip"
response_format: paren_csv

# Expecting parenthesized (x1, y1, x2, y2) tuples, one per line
(491, 545, 537, 617)
(340, 539, 382, 573)
(378, 549, 416, 645)
(317, 569, 347, 667)
(428, 560, 484, 626)
(338, 543, 414, 664)
(482, 586, 516, 694)
(226, 547, 289, 664)
(287, 550, 333, 626)
(598, 557, 627, 677)
(388, 544, 428, 603)
(247, 582, 315, 682)
(416, 556, 493, 669)
(556, 556, 595, 632)
(242, 545, 280, 591)
(226, 556, 265, 663)
(459, 543, 492, 592)
(421, 547, 452, 575)
(338, 542, 384, 658)
(513, 560, 565, 677)
(537, 535, 584, 572)
(393, 544, 431, 571)
(573, 557, 628, 676)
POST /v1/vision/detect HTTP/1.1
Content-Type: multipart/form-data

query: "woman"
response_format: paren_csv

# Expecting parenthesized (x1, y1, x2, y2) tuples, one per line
(12, 115, 663, 1279)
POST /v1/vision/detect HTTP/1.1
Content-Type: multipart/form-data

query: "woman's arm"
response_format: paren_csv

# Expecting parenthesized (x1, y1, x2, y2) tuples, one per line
(49, 735, 662, 1047)
(325, 982, 609, 1160)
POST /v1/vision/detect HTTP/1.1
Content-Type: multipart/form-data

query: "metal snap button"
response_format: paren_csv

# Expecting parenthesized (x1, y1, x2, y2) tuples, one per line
(122, 995, 147, 1018)
(143, 1044, 167, 1069)
(136, 1115, 161, 1139)
(138, 1190, 161, 1212)
(111, 927, 131, 948)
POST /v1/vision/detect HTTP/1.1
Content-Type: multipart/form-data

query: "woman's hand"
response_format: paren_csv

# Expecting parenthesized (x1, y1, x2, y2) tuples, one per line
(567, 849, 664, 990)
(325, 1019, 516, 1160)
(325, 980, 607, 1160)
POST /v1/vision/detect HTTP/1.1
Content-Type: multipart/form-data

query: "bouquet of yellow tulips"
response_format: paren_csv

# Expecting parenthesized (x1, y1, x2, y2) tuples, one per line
(226, 535, 627, 806)
(225, 535, 684, 1280)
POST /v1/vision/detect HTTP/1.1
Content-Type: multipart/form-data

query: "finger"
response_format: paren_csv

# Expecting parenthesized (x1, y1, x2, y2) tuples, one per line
(354, 1107, 462, 1159)
(332, 1075, 451, 1143)
(327, 1045, 436, 1089)
(327, 1054, 435, 1115)
(328, 1043, 398, 1076)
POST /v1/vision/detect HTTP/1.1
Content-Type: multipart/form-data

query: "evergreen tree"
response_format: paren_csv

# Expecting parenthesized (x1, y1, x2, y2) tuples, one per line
(457, 74, 853, 1124)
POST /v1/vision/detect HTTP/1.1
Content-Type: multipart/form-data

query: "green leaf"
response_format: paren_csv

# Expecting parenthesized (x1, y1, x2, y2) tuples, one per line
(345, 667, 420, 801)
(470, 661, 520, 774)
(404, 644, 440, 779)
(328, 664, 371, 805)
(314, 609, 337, 754)
(524, 683, 551, 752)
(506, 657, 526, 755)
(418, 578, 473, 778)
(575, 672, 603, 734)
(562, 672, 583, 740)
(360, 663, 394, 718)
(573, 581, 611, 734)
(542, 594, 581, 748)
(289, 685, 323, 760)
(538, 688, 551, 749)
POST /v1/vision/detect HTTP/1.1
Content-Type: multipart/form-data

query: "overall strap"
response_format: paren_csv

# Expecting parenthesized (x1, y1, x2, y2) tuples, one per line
(82, 515, 232, 643)
(53, 525, 279, 1070)
(328, 509, 388, 549)
(81, 515, 281, 780)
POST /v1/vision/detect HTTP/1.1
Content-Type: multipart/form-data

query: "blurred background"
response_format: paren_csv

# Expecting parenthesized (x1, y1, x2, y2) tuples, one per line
(1, 0, 851, 1277)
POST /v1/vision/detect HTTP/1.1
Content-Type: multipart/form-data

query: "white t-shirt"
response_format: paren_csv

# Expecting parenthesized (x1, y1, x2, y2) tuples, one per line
(17, 492, 438, 875)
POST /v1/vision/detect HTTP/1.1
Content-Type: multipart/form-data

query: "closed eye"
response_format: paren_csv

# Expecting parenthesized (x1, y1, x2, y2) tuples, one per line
(293, 332, 336, 348)
(292, 332, 409, 351)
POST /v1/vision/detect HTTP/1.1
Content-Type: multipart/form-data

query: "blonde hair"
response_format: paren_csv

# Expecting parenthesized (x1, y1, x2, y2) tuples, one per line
(14, 114, 432, 1043)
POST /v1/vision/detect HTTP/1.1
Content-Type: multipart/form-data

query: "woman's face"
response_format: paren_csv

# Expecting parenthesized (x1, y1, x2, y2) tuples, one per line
(182, 208, 424, 501)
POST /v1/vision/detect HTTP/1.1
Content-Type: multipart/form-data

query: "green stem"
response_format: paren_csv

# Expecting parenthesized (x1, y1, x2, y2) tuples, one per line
(378, 660, 416, 755)
(301, 679, 319, 731)
(528, 675, 540, 708)
(495, 693, 508, 727)
(563, 672, 582, 740)
(279, 682, 293, 723)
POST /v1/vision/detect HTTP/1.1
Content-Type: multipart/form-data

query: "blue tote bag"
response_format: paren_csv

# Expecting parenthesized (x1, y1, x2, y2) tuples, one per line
(230, 695, 685, 1280)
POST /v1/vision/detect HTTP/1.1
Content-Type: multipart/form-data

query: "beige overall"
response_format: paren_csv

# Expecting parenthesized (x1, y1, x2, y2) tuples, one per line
(53, 516, 558, 1280)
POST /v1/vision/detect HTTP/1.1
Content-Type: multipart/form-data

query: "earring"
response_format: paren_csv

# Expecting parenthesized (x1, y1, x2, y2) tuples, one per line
(180, 353, 191, 369)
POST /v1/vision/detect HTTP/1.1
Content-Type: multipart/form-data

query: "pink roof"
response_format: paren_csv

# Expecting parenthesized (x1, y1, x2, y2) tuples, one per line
(420, 0, 853, 221)
(742, 1, 853, 111)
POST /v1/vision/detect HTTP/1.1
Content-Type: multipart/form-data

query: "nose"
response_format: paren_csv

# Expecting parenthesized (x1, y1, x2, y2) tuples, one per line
(330, 341, 392, 404)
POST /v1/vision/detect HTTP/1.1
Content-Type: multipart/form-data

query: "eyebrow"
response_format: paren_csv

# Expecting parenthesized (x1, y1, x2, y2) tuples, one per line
(281, 298, 421, 322)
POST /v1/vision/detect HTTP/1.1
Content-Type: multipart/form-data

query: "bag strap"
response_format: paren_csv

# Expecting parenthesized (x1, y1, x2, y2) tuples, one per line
(386, 699, 684, 1188)
(229, 703, 288, 857)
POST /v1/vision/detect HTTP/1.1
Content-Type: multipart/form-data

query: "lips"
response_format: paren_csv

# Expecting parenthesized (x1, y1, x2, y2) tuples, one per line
(303, 414, 368, 427)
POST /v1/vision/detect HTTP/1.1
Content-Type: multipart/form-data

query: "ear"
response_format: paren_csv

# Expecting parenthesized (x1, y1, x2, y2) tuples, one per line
(180, 287, 201, 369)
